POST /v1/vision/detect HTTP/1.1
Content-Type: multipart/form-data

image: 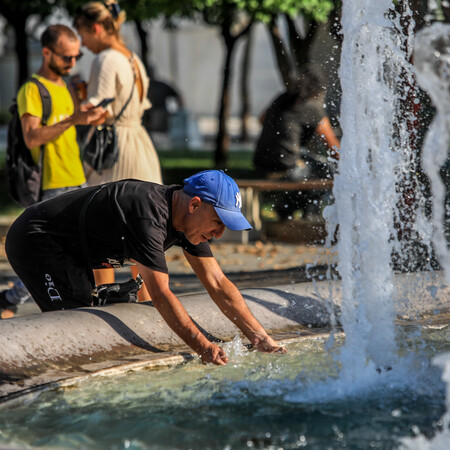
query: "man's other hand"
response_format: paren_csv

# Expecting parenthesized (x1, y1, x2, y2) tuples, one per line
(77, 103, 108, 126)
(200, 342, 229, 365)
(252, 333, 287, 354)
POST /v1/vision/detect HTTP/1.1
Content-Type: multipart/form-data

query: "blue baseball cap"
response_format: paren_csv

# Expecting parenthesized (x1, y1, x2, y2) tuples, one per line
(183, 170, 252, 231)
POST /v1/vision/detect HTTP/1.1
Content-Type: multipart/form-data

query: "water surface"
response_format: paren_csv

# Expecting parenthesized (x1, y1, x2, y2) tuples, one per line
(0, 325, 448, 449)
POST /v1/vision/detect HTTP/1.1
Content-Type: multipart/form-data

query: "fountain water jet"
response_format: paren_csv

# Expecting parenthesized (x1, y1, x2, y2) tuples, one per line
(324, 3, 450, 442)
(326, 0, 419, 372)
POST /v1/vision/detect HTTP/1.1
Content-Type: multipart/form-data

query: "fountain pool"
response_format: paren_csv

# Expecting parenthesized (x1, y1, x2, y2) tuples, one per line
(0, 324, 448, 449)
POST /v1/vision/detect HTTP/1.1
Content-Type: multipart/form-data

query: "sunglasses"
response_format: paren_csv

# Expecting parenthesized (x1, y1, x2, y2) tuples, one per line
(51, 49, 84, 63)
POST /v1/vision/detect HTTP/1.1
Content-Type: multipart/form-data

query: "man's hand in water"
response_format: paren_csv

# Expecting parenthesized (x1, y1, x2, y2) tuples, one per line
(252, 332, 287, 354)
(200, 342, 229, 365)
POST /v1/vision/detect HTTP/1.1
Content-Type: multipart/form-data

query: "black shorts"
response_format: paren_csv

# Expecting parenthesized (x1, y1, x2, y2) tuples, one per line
(6, 218, 94, 313)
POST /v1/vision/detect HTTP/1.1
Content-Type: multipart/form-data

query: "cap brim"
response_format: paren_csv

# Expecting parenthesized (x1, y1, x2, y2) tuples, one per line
(214, 206, 252, 231)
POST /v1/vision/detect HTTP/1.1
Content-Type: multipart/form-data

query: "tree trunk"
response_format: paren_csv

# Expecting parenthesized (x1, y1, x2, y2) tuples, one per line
(14, 17, 29, 88)
(267, 18, 295, 92)
(239, 27, 253, 142)
(134, 20, 151, 76)
(443, 3, 450, 23)
(406, 0, 428, 31)
(215, 30, 236, 167)
(285, 15, 318, 73)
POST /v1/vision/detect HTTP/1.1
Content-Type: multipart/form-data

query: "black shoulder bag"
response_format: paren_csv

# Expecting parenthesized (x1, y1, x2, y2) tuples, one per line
(83, 76, 135, 175)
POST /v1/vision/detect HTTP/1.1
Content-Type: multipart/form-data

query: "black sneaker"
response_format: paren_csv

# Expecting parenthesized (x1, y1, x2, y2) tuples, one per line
(0, 290, 18, 317)
(93, 275, 144, 306)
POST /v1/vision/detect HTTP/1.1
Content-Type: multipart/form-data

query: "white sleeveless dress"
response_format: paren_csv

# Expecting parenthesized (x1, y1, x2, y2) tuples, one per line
(85, 49, 162, 185)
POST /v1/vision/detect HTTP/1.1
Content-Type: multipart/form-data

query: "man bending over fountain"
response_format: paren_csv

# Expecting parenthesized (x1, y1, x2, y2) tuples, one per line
(5, 170, 286, 365)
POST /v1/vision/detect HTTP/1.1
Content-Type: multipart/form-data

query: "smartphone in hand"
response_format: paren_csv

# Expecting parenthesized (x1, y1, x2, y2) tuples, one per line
(96, 98, 115, 108)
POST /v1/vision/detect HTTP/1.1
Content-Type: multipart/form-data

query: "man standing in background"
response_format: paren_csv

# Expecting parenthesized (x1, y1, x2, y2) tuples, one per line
(0, 24, 105, 318)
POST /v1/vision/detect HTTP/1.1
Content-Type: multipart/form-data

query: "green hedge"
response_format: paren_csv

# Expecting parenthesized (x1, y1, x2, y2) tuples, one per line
(0, 110, 11, 125)
(158, 149, 257, 184)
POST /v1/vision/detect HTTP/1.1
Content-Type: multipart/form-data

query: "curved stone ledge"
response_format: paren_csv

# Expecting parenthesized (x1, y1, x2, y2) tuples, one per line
(0, 270, 448, 402)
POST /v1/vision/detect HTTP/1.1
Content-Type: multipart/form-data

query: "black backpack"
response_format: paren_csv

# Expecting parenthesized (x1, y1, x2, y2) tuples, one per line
(6, 77, 51, 207)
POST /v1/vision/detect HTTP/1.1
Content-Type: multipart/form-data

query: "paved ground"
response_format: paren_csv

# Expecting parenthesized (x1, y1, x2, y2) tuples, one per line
(0, 231, 337, 317)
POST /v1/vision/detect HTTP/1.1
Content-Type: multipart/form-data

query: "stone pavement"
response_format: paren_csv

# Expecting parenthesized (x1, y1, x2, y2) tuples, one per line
(0, 231, 337, 318)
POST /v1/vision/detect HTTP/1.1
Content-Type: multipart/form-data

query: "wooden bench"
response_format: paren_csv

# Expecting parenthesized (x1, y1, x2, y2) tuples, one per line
(235, 179, 333, 243)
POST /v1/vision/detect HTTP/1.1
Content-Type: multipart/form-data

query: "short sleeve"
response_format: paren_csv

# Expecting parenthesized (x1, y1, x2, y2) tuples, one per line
(176, 236, 213, 258)
(17, 81, 42, 119)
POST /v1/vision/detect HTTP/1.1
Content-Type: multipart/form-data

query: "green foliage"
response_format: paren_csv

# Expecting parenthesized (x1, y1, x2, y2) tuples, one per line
(191, 0, 334, 23)
(85, 0, 336, 25)
(248, 0, 334, 22)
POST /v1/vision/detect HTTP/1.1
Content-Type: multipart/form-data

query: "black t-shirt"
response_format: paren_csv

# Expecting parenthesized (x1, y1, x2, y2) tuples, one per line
(254, 93, 326, 172)
(14, 180, 212, 273)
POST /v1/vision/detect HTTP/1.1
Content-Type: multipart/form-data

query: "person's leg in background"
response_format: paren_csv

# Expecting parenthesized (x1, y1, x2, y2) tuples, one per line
(0, 281, 25, 318)
(302, 155, 336, 219)
(93, 268, 115, 286)
(274, 161, 311, 221)
(130, 265, 151, 301)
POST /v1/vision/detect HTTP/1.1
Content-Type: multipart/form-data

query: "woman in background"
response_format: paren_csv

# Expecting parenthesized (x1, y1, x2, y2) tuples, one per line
(74, 1, 162, 300)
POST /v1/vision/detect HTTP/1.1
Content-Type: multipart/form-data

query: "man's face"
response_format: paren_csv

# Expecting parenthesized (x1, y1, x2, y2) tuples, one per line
(46, 36, 81, 77)
(184, 199, 226, 245)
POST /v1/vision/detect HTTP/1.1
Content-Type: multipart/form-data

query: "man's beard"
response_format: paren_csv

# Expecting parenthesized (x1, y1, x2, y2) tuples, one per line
(49, 58, 71, 77)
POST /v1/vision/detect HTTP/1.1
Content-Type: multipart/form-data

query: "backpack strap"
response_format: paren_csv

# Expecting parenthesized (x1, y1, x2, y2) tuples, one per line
(24, 77, 52, 187)
(28, 77, 52, 126)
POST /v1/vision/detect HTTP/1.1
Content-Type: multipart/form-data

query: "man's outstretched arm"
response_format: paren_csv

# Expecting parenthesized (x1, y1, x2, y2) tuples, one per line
(21, 106, 106, 150)
(183, 251, 286, 354)
(316, 116, 340, 160)
(136, 262, 229, 365)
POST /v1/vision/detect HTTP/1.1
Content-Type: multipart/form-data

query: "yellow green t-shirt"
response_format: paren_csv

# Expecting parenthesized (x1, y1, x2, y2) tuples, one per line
(17, 75, 86, 191)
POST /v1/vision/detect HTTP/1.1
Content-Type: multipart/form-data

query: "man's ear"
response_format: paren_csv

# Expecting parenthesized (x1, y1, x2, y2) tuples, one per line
(42, 47, 51, 59)
(188, 196, 202, 213)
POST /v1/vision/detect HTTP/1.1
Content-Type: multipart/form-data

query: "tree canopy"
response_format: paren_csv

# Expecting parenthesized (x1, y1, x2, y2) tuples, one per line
(0, 0, 55, 23)
(235, 0, 334, 23)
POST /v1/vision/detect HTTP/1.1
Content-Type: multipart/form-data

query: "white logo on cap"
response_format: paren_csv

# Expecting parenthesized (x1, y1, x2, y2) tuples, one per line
(235, 192, 242, 209)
